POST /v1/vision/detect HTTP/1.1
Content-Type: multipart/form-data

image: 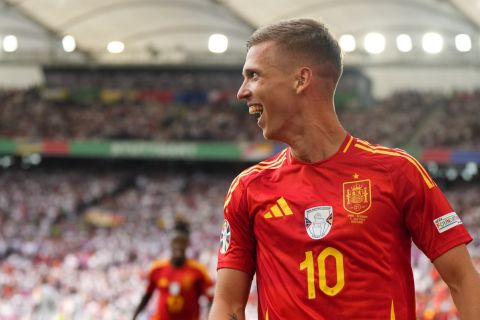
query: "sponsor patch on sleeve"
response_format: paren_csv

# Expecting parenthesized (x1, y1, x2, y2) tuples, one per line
(433, 212, 463, 233)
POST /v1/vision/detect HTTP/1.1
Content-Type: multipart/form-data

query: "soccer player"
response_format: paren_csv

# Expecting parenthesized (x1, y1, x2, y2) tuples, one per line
(133, 220, 213, 320)
(209, 19, 480, 320)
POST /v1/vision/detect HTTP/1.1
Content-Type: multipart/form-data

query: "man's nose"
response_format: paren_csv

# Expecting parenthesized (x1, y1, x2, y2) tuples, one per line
(237, 80, 250, 100)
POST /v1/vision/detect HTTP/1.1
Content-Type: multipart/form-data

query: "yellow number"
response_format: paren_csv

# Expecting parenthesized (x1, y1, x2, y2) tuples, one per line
(299, 251, 316, 299)
(299, 247, 345, 299)
(318, 247, 344, 296)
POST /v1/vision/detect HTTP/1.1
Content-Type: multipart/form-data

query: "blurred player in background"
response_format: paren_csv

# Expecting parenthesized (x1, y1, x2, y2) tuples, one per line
(209, 18, 480, 319)
(133, 219, 213, 320)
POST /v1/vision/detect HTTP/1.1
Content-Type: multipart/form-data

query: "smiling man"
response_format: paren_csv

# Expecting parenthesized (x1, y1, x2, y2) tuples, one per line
(209, 18, 480, 320)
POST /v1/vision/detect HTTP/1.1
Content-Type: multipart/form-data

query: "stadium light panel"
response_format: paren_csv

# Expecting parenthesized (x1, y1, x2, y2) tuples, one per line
(3, 35, 18, 52)
(396, 34, 412, 52)
(62, 35, 76, 52)
(455, 34, 471, 52)
(208, 34, 228, 53)
(364, 32, 385, 54)
(107, 41, 125, 54)
(422, 32, 443, 54)
(339, 34, 356, 53)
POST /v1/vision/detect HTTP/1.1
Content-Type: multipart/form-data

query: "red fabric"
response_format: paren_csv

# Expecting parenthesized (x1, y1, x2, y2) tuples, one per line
(217, 135, 471, 320)
(147, 259, 213, 320)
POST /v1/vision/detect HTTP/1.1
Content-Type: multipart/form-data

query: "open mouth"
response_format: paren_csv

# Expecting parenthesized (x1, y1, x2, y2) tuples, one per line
(249, 104, 263, 117)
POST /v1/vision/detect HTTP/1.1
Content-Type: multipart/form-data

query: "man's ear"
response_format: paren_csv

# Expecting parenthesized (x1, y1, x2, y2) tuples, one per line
(295, 67, 312, 94)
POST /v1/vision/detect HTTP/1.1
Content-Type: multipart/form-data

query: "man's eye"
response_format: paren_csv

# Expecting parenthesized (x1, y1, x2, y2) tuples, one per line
(251, 72, 259, 78)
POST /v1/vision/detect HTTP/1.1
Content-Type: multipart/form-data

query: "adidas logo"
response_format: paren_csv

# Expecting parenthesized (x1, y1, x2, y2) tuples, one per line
(264, 197, 293, 219)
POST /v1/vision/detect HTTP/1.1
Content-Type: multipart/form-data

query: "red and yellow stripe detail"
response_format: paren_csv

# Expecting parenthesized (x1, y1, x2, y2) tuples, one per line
(391, 300, 396, 320)
(224, 149, 288, 209)
(354, 139, 436, 189)
(343, 135, 354, 153)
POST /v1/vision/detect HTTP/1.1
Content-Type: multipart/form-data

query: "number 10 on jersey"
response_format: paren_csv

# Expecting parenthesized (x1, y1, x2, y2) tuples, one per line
(299, 247, 345, 299)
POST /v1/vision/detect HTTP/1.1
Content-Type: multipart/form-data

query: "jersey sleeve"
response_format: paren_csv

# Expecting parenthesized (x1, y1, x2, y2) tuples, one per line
(216, 176, 256, 275)
(391, 154, 472, 261)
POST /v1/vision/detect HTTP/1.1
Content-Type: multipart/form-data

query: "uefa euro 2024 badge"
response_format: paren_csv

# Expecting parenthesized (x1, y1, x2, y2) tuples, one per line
(304, 206, 333, 240)
(219, 219, 231, 254)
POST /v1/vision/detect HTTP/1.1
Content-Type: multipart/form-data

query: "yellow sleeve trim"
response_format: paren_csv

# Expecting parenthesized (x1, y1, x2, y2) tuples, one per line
(354, 142, 436, 189)
(224, 149, 288, 209)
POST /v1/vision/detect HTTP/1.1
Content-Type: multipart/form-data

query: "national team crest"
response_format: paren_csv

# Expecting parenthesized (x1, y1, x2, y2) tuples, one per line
(219, 219, 231, 254)
(304, 206, 333, 240)
(343, 179, 371, 214)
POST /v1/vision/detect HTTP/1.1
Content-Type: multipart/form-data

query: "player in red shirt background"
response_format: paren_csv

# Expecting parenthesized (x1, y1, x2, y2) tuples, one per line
(133, 219, 213, 320)
(209, 18, 480, 320)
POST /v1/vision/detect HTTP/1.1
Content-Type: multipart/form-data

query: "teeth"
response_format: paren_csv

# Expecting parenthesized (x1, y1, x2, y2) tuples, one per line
(249, 104, 263, 115)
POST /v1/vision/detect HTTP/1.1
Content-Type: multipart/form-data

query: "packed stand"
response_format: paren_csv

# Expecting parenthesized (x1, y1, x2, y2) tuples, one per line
(1, 81, 479, 149)
(0, 164, 479, 319)
(0, 89, 261, 142)
(337, 90, 449, 148)
(416, 90, 480, 149)
(0, 165, 230, 319)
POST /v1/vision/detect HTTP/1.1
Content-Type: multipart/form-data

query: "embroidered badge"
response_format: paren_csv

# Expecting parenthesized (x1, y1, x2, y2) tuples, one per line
(434, 212, 463, 233)
(304, 206, 333, 240)
(219, 219, 231, 254)
(343, 179, 371, 215)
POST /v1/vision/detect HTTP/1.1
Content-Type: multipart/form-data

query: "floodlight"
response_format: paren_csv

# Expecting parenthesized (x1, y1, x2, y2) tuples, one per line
(62, 35, 76, 52)
(208, 34, 228, 53)
(455, 34, 471, 52)
(422, 32, 443, 54)
(107, 41, 125, 54)
(3, 35, 18, 52)
(396, 34, 412, 52)
(339, 34, 356, 53)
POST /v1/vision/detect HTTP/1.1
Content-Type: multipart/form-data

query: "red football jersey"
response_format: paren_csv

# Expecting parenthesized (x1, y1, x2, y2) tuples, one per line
(147, 258, 213, 320)
(217, 135, 472, 320)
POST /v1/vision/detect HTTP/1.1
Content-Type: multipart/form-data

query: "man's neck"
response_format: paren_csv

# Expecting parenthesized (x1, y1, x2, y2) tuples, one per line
(289, 125, 346, 163)
(171, 257, 186, 268)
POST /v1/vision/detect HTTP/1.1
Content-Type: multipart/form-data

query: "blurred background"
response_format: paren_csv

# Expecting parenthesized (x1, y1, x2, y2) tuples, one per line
(0, 0, 479, 319)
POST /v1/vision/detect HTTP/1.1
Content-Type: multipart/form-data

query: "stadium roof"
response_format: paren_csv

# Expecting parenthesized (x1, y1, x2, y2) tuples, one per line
(0, 0, 479, 67)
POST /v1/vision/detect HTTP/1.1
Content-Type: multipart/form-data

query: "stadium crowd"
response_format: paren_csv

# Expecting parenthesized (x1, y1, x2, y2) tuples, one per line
(0, 166, 228, 319)
(0, 74, 479, 319)
(0, 163, 478, 319)
(0, 87, 479, 149)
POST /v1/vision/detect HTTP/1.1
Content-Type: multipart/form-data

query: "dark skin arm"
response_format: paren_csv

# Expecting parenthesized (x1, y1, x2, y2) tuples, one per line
(132, 288, 154, 320)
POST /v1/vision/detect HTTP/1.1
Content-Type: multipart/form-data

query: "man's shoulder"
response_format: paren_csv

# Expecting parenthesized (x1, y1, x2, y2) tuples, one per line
(149, 258, 170, 272)
(233, 148, 289, 186)
(349, 137, 415, 167)
(349, 137, 435, 187)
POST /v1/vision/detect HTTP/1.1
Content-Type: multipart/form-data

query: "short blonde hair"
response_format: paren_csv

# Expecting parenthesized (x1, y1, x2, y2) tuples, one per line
(247, 18, 343, 82)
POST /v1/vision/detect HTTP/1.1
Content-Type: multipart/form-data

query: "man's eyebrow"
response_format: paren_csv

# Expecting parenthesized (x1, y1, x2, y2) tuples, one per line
(242, 68, 257, 76)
